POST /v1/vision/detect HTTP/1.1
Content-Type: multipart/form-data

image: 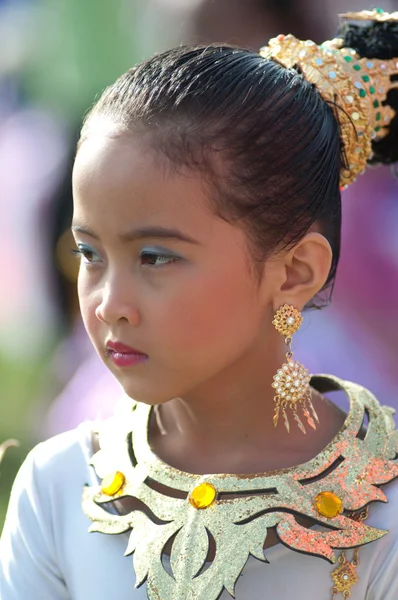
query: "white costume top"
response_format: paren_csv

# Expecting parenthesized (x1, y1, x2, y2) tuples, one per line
(1, 420, 398, 600)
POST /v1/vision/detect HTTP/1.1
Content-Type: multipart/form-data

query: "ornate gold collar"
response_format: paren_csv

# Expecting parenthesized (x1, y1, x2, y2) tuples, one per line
(82, 375, 398, 599)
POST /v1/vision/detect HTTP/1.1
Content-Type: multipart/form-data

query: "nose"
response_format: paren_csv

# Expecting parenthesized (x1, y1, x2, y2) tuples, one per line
(94, 280, 140, 327)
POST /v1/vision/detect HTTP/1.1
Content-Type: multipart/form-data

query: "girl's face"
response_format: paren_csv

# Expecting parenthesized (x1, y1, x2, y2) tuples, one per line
(72, 127, 276, 404)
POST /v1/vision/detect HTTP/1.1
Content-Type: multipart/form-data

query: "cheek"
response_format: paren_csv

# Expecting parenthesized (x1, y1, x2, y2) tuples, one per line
(153, 270, 260, 353)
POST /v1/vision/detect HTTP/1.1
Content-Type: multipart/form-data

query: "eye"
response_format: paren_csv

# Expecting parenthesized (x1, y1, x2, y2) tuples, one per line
(140, 251, 180, 268)
(71, 245, 101, 264)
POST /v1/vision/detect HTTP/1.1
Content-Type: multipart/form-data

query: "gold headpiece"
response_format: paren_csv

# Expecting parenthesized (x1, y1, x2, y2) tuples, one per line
(259, 9, 398, 188)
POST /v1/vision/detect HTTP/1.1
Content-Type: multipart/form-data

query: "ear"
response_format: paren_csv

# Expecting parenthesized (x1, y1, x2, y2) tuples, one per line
(272, 232, 333, 311)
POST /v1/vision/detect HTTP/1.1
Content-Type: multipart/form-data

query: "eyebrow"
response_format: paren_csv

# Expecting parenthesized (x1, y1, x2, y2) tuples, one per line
(71, 224, 201, 245)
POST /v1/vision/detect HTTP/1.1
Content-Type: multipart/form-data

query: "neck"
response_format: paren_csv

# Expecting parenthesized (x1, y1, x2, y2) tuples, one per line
(149, 335, 333, 474)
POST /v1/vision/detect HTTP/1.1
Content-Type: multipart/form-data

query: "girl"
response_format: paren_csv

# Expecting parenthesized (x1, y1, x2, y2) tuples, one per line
(2, 7, 398, 600)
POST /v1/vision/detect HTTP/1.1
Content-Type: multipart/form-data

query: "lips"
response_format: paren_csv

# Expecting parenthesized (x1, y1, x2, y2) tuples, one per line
(105, 340, 149, 367)
(106, 340, 146, 355)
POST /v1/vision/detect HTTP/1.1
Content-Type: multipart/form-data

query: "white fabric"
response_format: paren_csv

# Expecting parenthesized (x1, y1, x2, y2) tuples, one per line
(1, 421, 398, 600)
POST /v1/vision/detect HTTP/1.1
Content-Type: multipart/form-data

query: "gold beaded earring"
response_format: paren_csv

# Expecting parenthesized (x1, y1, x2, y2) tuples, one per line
(272, 304, 319, 434)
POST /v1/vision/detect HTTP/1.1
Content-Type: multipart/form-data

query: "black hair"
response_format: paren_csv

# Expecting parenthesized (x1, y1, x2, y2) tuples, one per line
(79, 19, 398, 309)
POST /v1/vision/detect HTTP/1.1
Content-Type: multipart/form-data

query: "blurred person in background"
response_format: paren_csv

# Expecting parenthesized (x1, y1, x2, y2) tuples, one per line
(1, 6, 398, 599)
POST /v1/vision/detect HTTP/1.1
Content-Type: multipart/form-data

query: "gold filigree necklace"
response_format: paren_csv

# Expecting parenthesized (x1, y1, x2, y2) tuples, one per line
(83, 375, 398, 599)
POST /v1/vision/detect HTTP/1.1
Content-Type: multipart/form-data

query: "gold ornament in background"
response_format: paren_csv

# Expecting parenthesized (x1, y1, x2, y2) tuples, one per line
(0, 439, 19, 466)
(259, 21, 398, 189)
(82, 376, 398, 600)
(272, 305, 318, 433)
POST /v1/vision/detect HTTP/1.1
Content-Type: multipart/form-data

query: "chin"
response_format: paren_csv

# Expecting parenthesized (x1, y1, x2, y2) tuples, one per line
(120, 381, 174, 406)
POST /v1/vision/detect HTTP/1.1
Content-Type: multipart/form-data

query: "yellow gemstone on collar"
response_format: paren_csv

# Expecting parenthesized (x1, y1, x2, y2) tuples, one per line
(315, 491, 343, 518)
(101, 471, 126, 496)
(189, 483, 217, 509)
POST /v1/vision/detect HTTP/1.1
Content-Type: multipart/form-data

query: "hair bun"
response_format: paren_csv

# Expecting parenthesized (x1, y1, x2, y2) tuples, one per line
(337, 9, 398, 166)
(260, 30, 398, 188)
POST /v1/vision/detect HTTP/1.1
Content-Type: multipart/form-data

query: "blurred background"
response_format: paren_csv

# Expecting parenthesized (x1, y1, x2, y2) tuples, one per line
(1, 0, 398, 528)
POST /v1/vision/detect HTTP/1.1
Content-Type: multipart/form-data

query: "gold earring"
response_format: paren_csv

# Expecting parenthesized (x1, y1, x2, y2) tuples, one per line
(272, 304, 319, 434)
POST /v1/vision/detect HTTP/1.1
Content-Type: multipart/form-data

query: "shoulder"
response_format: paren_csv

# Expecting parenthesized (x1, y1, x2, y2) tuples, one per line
(1, 421, 99, 541)
(0, 422, 99, 599)
(30, 421, 95, 472)
(2, 419, 104, 548)
(13, 421, 97, 495)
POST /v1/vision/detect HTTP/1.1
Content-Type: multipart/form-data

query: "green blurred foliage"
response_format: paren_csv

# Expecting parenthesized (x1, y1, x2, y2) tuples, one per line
(23, 0, 142, 121)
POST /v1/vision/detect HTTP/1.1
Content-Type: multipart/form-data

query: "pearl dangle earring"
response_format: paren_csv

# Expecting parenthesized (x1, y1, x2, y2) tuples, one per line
(272, 304, 319, 434)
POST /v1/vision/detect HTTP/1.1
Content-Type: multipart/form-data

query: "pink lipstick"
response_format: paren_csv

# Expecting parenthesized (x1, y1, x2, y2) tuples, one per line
(106, 340, 149, 367)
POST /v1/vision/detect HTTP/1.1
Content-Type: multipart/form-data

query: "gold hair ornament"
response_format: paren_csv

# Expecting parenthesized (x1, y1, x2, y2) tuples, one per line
(340, 7, 398, 22)
(259, 10, 398, 189)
